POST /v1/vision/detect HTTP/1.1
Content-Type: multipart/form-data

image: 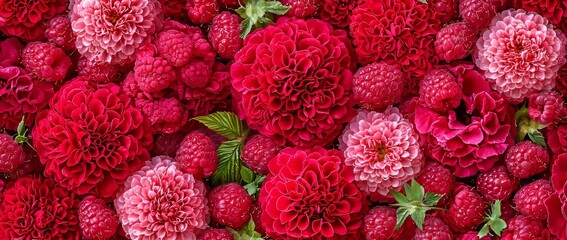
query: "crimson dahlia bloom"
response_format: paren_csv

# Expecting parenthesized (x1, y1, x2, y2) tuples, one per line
(259, 147, 368, 239)
(0, 176, 79, 239)
(0, 0, 67, 41)
(33, 79, 153, 198)
(547, 126, 567, 239)
(231, 17, 356, 148)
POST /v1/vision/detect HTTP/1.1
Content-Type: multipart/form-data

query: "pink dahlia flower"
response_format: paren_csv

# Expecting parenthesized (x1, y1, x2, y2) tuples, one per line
(231, 17, 356, 148)
(259, 147, 368, 239)
(70, 0, 163, 65)
(474, 9, 567, 102)
(339, 107, 424, 196)
(415, 91, 515, 177)
(115, 156, 209, 240)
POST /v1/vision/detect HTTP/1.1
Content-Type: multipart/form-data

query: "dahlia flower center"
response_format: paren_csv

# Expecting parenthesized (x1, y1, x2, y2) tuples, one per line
(504, 35, 539, 64)
(33, 209, 54, 229)
(365, 139, 389, 162)
(455, 102, 474, 125)
(151, 188, 187, 223)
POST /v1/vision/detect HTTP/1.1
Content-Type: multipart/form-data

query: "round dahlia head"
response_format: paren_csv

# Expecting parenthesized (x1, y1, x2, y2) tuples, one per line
(0, 38, 24, 67)
(0, 0, 67, 41)
(512, 0, 566, 25)
(474, 9, 567, 102)
(350, 0, 441, 94)
(0, 176, 80, 239)
(22, 42, 72, 82)
(339, 107, 424, 196)
(427, 0, 459, 23)
(115, 156, 210, 239)
(0, 66, 54, 131)
(548, 153, 567, 239)
(556, 64, 567, 97)
(415, 91, 515, 177)
(33, 79, 153, 198)
(231, 17, 356, 148)
(70, 0, 163, 65)
(528, 91, 566, 125)
(319, 0, 362, 27)
(259, 147, 368, 239)
(353, 62, 404, 111)
(158, 0, 189, 21)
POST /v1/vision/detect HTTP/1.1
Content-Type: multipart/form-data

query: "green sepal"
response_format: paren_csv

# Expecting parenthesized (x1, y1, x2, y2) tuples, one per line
(237, 0, 290, 38)
(390, 180, 444, 230)
(478, 200, 507, 238)
(228, 218, 265, 240)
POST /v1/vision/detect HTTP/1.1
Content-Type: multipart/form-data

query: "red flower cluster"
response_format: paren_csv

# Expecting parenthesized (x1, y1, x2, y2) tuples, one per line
(33, 79, 153, 198)
(547, 126, 567, 238)
(231, 17, 356, 147)
(259, 147, 368, 239)
(0, 0, 67, 41)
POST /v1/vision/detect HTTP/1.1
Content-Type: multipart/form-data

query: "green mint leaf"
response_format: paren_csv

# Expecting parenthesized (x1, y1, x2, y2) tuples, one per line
(255, 175, 266, 185)
(528, 131, 547, 147)
(236, 7, 247, 19)
(210, 139, 244, 186)
(193, 112, 247, 140)
(390, 190, 410, 205)
(241, 166, 255, 184)
(491, 218, 507, 236)
(261, 1, 290, 15)
(491, 200, 502, 218)
(240, 18, 254, 39)
(423, 192, 443, 206)
(405, 179, 424, 202)
(395, 208, 411, 230)
(244, 183, 258, 196)
(479, 200, 507, 238)
(478, 224, 491, 238)
(411, 210, 426, 230)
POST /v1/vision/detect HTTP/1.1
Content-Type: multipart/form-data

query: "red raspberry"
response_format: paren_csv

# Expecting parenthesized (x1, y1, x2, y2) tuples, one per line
(428, 0, 459, 23)
(363, 206, 401, 240)
(197, 229, 234, 240)
(179, 60, 212, 88)
(241, 134, 281, 175)
(459, 0, 504, 29)
(175, 130, 218, 179)
(208, 12, 243, 60)
(414, 216, 454, 240)
(353, 62, 404, 111)
(476, 165, 520, 201)
(186, 0, 220, 24)
(499, 200, 516, 222)
(152, 131, 186, 157)
(21, 42, 72, 82)
(445, 184, 487, 233)
(528, 91, 566, 125)
(155, 30, 193, 67)
(501, 215, 547, 239)
(435, 22, 477, 61)
(419, 68, 463, 112)
(44, 15, 76, 51)
(415, 161, 455, 204)
(137, 97, 189, 134)
(457, 231, 491, 240)
(134, 55, 177, 93)
(208, 183, 253, 229)
(505, 141, 550, 179)
(281, 0, 320, 18)
(77, 56, 121, 83)
(79, 195, 119, 239)
(251, 202, 266, 236)
(0, 133, 24, 173)
(514, 179, 553, 220)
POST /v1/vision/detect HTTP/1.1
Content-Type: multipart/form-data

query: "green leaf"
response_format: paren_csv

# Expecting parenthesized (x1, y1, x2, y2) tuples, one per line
(405, 179, 425, 202)
(390, 190, 410, 205)
(210, 140, 244, 186)
(491, 200, 501, 218)
(193, 112, 247, 140)
(478, 224, 491, 238)
(528, 131, 547, 147)
(423, 192, 443, 206)
(418, 0, 427, 3)
(229, 218, 266, 240)
(478, 200, 507, 238)
(241, 167, 255, 183)
(261, 1, 290, 15)
(411, 210, 426, 230)
(491, 219, 507, 236)
(395, 208, 411, 230)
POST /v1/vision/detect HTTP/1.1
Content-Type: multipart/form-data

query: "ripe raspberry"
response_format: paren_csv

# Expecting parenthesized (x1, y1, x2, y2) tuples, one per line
(155, 30, 193, 67)
(44, 15, 76, 51)
(459, 0, 504, 29)
(457, 231, 490, 240)
(197, 229, 234, 240)
(501, 215, 546, 239)
(152, 131, 186, 157)
(77, 56, 121, 83)
(528, 91, 566, 125)
(445, 184, 487, 233)
(251, 202, 266, 236)
(428, 0, 459, 23)
(505, 141, 550, 179)
(514, 179, 553, 220)
(415, 161, 455, 204)
(208, 183, 253, 229)
(241, 134, 281, 175)
(175, 130, 218, 179)
(435, 22, 477, 61)
(280, 0, 319, 18)
(134, 55, 177, 93)
(79, 195, 119, 239)
(208, 12, 243, 60)
(414, 217, 454, 240)
(179, 60, 212, 88)
(363, 206, 401, 240)
(219, 0, 243, 8)
(419, 68, 463, 112)
(186, 0, 220, 24)
(476, 165, 520, 201)
(353, 62, 404, 111)
(499, 200, 516, 222)
(21, 42, 72, 82)
(137, 97, 189, 134)
(0, 133, 24, 173)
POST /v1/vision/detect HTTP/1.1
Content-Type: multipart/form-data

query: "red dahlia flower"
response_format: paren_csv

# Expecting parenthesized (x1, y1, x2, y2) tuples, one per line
(33, 79, 153, 198)
(350, 0, 441, 93)
(319, 0, 363, 27)
(0, 176, 79, 239)
(556, 64, 567, 97)
(0, 0, 66, 41)
(512, 0, 566, 25)
(259, 147, 368, 239)
(231, 17, 356, 148)
(548, 126, 567, 238)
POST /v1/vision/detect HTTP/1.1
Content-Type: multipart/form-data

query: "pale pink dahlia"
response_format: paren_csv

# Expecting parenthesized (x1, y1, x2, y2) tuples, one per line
(474, 9, 567, 102)
(115, 156, 209, 240)
(339, 107, 424, 196)
(70, 0, 163, 65)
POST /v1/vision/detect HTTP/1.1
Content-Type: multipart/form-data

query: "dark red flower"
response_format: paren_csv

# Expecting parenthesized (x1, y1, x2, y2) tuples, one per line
(512, 0, 566, 25)
(259, 147, 368, 239)
(556, 64, 567, 97)
(547, 152, 567, 239)
(33, 79, 153, 199)
(231, 17, 356, 148)
(0, 176, 79, 239)
(0, 0, 67, 41)
(319, 0, 363, 27)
